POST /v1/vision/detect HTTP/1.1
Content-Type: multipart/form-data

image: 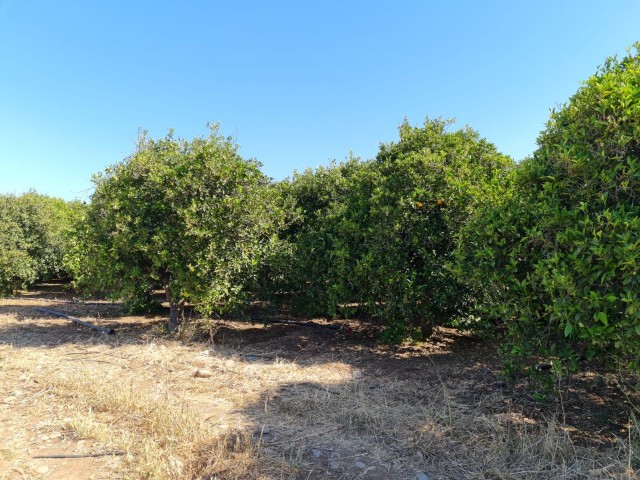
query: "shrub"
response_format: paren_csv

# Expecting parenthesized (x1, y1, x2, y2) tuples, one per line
(69, 126, 284, 331)
(0, 192, 82, 295)
(272, 119, 512, 340)
(359, 119, 512, 339)
(260, 157, 371, 317)
(457, 44, 640, 372)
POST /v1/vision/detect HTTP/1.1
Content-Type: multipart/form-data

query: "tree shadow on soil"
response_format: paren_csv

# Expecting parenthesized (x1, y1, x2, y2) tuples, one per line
(191, 320, 640, 479)
(1, 295, 637, 477)
(0, 300, 166, 349)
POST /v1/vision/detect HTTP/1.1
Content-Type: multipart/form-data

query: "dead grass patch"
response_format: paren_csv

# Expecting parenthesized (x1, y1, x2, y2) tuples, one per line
(0, 292, 638, 479)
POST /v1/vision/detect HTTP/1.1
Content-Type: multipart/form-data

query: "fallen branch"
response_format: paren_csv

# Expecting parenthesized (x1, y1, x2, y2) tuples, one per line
(32, 451, 126, 459)
(35, 308, 116, 335)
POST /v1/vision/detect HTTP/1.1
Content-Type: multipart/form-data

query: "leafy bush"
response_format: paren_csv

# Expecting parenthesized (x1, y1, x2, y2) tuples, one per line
(0, 192, 82, 295)
(359, 119, 513, 339)
(0, 195, 35, 294)
(457, 44, 640, 372)
(69, 126, 284, 331)
(259, 157, 370, 317)
(270, 119, 512, 340)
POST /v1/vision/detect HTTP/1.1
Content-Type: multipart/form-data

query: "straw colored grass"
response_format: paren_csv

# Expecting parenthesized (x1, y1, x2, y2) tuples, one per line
(0, 295, 637, 479)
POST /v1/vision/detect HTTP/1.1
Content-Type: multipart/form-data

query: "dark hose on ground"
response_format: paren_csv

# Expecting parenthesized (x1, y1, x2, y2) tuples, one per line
(35, 308, 116, 335)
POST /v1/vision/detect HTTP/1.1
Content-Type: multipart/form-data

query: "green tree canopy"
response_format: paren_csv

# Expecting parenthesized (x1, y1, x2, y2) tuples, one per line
(457, 44, 640, 372)
(268, 119, 512, 340)
(0, 192, 81, 295)
(359, 119, 513, 339)
(70, 126, 284, 331)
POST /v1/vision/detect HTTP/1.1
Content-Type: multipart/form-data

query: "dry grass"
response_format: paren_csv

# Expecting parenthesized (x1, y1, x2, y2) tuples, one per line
(0, 292, 638, 479)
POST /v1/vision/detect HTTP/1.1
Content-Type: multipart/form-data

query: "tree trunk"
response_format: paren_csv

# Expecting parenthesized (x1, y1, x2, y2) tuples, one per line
(168, 299, 183, 333)
(163, 277, 183, 333)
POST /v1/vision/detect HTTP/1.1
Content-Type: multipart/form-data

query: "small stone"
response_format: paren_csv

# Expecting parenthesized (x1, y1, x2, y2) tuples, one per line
(416, 473, 430, 480)
(355, 461, 366, 469)
(245, 355, 258, 362)
(193, 369, 213, 378)
(253, 425, 271, 437)
(35, 465, 49, 474)
(329, 461, 340, 469)
(193, 358, 208, 368)
(311, 448, 322, 458)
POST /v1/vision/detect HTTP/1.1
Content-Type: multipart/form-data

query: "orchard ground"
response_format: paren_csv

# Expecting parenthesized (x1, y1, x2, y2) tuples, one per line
(0, 283, 638, 480)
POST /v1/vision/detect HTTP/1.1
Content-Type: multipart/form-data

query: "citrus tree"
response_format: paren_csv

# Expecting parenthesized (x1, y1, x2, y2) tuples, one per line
(0, 194, 34, 294)
(0, 192, 82, 295)
(270, 119, 512, 340)
(357, 119, 513, 339)
(70, 126, 283, 331)
(457, 44, 640, 372)
(261, 157, 372, 317)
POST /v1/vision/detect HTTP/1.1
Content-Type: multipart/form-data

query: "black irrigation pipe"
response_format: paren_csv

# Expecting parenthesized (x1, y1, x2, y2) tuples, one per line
(35, 308, 116, 335)
(33, 451, 126, 459)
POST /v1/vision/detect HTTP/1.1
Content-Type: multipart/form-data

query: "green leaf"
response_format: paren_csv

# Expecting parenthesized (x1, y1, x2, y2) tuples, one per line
(596, 311, 608, 326)
(564, 322, 573, 337)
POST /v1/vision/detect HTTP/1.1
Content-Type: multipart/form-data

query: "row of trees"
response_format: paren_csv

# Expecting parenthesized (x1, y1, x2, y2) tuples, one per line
(259, 120, 512, 341)
(2, 45, 638, 373)
(0, 192, 82, 294)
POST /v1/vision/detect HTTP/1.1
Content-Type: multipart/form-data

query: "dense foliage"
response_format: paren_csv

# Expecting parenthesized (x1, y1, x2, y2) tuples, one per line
(268, 119, 513, 340)
(457, 45, 640, 372)
(69, 126, 284, 331)
(5, 44, 639, 376)
(360, 120, 513, 339)
(257, 157, 367, 317)
(0, 192, 82, 295)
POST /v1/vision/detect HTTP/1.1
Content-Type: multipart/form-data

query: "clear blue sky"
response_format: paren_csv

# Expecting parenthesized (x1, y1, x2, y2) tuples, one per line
(1, 1, 638, 201)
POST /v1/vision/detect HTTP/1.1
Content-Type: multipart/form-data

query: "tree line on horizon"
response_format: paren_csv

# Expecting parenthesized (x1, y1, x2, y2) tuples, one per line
(1, 44, 638, 376)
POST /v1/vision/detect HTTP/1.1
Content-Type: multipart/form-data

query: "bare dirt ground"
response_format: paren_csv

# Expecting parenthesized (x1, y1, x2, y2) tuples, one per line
(0, 283, 638, 480)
